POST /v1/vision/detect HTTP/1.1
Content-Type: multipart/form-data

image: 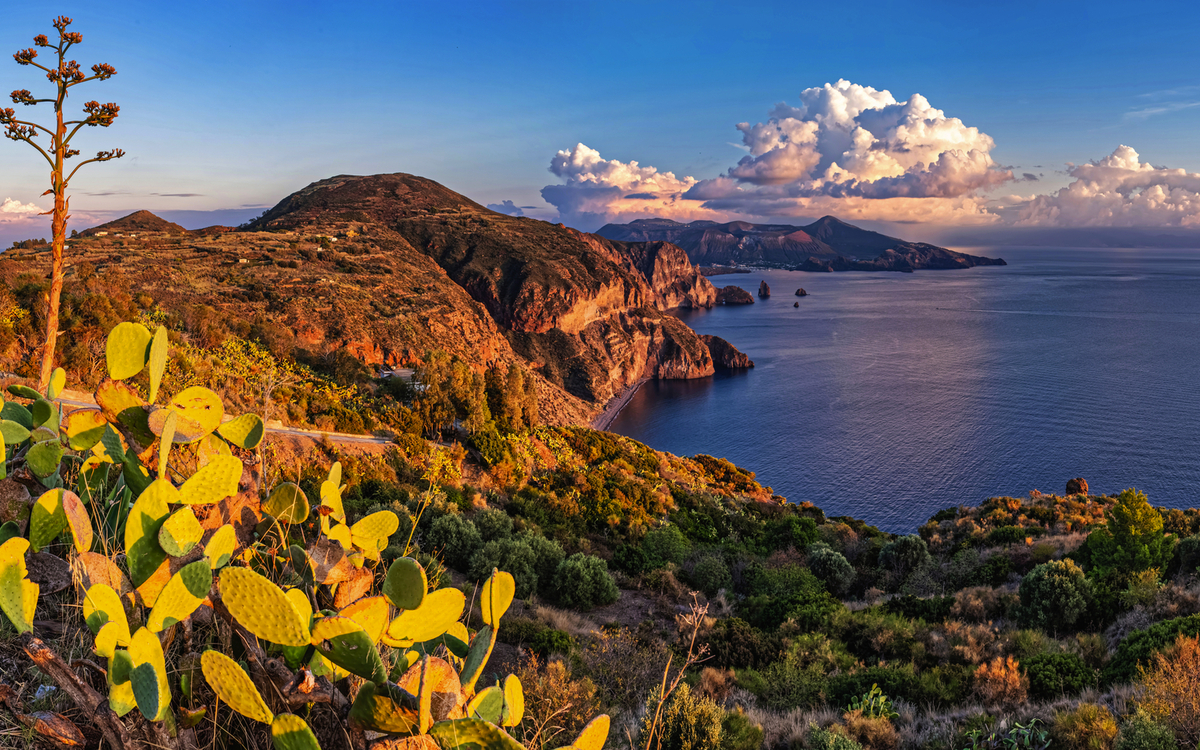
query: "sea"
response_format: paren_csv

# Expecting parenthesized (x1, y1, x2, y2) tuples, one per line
(608, 247, 1200, 534)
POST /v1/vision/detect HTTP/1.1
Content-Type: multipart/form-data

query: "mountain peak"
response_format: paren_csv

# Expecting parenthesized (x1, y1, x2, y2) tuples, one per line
(81, 210, 187, 236)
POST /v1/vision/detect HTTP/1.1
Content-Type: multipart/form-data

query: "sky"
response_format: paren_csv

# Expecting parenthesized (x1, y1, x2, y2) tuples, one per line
(4, 0, 1200, 247)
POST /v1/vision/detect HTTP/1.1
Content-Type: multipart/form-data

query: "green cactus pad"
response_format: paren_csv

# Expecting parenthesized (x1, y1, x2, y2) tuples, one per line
(348, 681, 421, 734)
(200, 650, 274, 724)
(383, 557, 428, 611)
(468, 685, 504, 724)
(264, 483, 309, 524)
(429, 718, 525, 750)
(570, 714, 611, 750)
(30, 399, 57, 429)
(110, 649, 134, 685)
(481, 570, 515, 630)
(204, 524, 238, 569)
(178, 454, 242, 505)
(129, 626, 171, 721)
(64, 408, 107, 451)
(218, 413, 265, 450)
(386, 587, 466, 645)
(125, 479, 176, 588)
(0, 419, 30, 445)
(147, 559, 212, 631)
(107, 651, 137, 717)
(501, 674, 524, 727)
(339, 595, 389, 643)
(311, 615, 387, 683)
(106, 322, 152, 380)
(459, 624, 496, 694)
(220, 566, 310, 647)
(0, 538, 37, 633)
(159, 507, 203, 557)
(47, 367, 66, 400)
(26, 438, 64, 478)
(84, 584, 131, 644)
(147, 326, 168, 404)
(0, 401, 32, 429)
(96, 423, 126, 462)
(29, 488, 68, 552)
(270, 713, 321, 750)
(6, 384, 41, 400)
(0, 522, 18, 546)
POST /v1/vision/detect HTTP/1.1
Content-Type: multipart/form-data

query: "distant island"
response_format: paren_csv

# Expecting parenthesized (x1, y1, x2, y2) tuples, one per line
(597, 215, 1006, 272)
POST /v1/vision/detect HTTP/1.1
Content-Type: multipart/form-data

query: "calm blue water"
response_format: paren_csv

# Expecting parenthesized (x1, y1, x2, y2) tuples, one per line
(608, 247, 1200, 533)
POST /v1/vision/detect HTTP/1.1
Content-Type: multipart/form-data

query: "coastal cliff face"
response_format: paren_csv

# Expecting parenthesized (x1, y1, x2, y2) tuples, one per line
(702, 335, 754, 369)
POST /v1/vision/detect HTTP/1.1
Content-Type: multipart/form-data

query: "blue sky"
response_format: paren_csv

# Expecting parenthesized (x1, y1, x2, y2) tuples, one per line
(3, 0, 1200, 244)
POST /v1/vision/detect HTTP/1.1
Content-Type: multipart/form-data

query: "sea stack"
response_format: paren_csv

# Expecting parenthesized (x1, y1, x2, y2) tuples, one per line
(793, 302, 799, 308)
(1066, 478, 1089, 497)
(716, 286, 755, 305)
(796, 288, 808, 296)
(759, 280, 771, 298)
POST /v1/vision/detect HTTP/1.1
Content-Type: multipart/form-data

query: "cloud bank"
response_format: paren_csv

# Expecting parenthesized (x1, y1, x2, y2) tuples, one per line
(542, 80, 1014, 229)
(0, 198, 43, 224)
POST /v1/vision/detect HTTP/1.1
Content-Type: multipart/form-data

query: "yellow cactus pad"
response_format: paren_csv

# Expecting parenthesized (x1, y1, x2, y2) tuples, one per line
(0, 538, 37, 633)
(83, 584, 131, 644)
(386, 587, 465, 645)
(339, 595, 389, 643)
(350, 510, 400, 543)
(501, 674, 524, 727)
(94, 620, 121, 659)
(125, 479, 175, 588)
(147, 559, 212, 632)
(159, 506, 203, 557)
(220, 567, 309, 647)
(128, 627, 171, 721)
(64, 408, 107, 451)
(285, 588, 314, 629)
(105, 322, 152, 381)
(217, 413, 265, 450)
(205, 524, 238, 569)
(165, 386, 224, 443)
(481, 570, 515, 629)
(62, 489, 93, 553)
(201, 650, 274, 725)
(178, 454, 242, 505)
(270, 713, 321, 750)
(572, 714, 611, 750)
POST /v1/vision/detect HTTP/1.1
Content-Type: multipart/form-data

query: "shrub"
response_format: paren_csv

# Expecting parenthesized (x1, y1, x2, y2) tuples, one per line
(882, 594, 954, 623)
(470, 428, 509, 467)
(520, 531, 565, 596)
(1105, 614, 1200, 685)
(741, 564, 842, 631)
(750, 660, 828, 712)
(973, 656, 1028, 709)
(807, 725, 864, 750)
(704, 618, 781, 669)
(719, 707, 764, 750)
(808, 543, 855, 596)
(513, 654, 601, 750)
(1138, 635, 1200, 750)
(553, 554, 619, 610)
(1024, 652, 1095, 699)
(1173, 536, 1200, 580)
(1116, 711, 1179, 750)
(613, 544, 651, 575)
(971, 554, 1014, 587)
(1019, 559, 1091, 633)
(988, 525, 1028, 546)
(691, 555, 732, 596)
(529, 628, 573, 656)
(470, 538, 539, 597)
(1055, 703, 1118, 750)
(645, 525, 692, 567)
(640, 683, 723, 750)
(1086, 488, 1172, 579)
(474, 508, 514, 542)
(426, 512, 482, 570)
(878, 535, 931, 585)
(843, 709, 899, 750)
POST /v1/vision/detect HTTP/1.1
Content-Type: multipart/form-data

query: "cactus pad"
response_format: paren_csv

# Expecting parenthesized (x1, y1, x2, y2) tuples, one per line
(481, 569, 515, 629)
(383, 557, 428, 611)
(468, 685, 504, 724)
(83, 584, 131, 643)
(125, 479, 175, 588)
(0, 401, 32, 429)
(200, 650, 274, 724)
(348, 681, 421, 734)
(147, 559, 212, 631)
(105, 322, 152, 380)
(0, 538, 37, 633)
(95, 378, 155, 448)
(386, 587, 465, 645)
(501, 674, 524, 727)
(0, 419, 30, 445)
(7, 384, 41, 400)
(128, 627, 171, 721)
(339, 595, 389, 643)
(29, 488, 68, 552)
(351, 510, 400, 543)
(26, 438, 64, 478)
(429, 718, 525, 750)
(94, 620, 122, 659)
(197, 432, 232, 467)
(107, 651, 137, 717)
(179, 454, 242, 505)
(147, 326, 168, 404)
(459, 625, 495, 694)
(205, 524, 238, 569)
(218, 413, 265, 450)
(570, 714, 611, 750)
(328, 522, 353, 550)
(164, 386, 224, 442)
(159, 507, 203, 557)
(264, 483, 309, 524)
(311, 615, 387, 683)
(220, 566, 310, 647)
(46, 367, 66, 400)
(64, 408, 107, 451)
(270, 713, 321, 750)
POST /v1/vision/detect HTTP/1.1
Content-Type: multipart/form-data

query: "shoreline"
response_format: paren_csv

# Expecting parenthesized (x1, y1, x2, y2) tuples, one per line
(591, 377, 649, 431)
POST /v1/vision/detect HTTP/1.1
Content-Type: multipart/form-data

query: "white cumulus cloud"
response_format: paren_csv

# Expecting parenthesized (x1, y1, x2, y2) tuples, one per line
(541, 80, 1012, 229)
(1015, 146, 1200, 226)
(0, 197, 43, 223)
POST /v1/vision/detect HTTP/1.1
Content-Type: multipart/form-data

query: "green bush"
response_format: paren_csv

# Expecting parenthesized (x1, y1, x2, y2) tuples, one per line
(1085, 488, 1172, 578)
(704, 618, 781, 669)
(640, 683, 723, 750)
(1172, 535, 1200, 580)
(496, 615, 547, 646)
(473, 508, 514, 542)
(741, 564, 842, 631)
(469, 538, 539, 597)
(469, 428, 509, 467)
(720, 708, 764, 750)
(882, 594, 955, 623)
(879, 534, 931, 583)
(1115, 711, 1178, 750)
(760, 516, 819, 554)
(747, 660, 828, 712)
(971, 554, 1014, 587)
(613, 543, 651, 575)
(1024, 652, 1095, 699)
(519, 531, 564, 596)
(529, 628, 574, 656)
(553, 553, 619, 610)
(988, 525, 1028, 546)
(806, 725, 864, 750)
(425, 512, 482, 570)
(1019, 559, 1091, 633)
(644, 525, 692, 567)
(690, 555, 732, 596)
(1104, 614, 1200, 685)
(808, 543, 855, 596)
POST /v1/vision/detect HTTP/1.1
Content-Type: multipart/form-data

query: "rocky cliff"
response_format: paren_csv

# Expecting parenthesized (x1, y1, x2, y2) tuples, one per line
(597, 215, 1006, 271)
(702, 335, 754, 369)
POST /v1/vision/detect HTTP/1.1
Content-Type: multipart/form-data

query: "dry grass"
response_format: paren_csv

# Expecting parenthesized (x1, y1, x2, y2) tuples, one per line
(1138, 634, 1200, 749)
(531, 604, 601, 638)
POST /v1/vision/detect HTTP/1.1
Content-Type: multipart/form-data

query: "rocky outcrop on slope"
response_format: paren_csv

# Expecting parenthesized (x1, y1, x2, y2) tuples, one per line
(701, 335, 754, 369)
(716, 286, 755, 305)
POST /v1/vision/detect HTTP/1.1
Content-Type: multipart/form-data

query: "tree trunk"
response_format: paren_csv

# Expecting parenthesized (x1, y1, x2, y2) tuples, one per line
(38, 106, 68, 393)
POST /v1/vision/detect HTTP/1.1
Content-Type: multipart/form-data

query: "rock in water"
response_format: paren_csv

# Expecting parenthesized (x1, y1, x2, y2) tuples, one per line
(793, 302, 799, 308)
(759, 280, 771, 298)
(716, 286, 755, 305)
(701, 335, 754, 369)
(1065, 478, 1089, 496)
(796, 288, 808, 296)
